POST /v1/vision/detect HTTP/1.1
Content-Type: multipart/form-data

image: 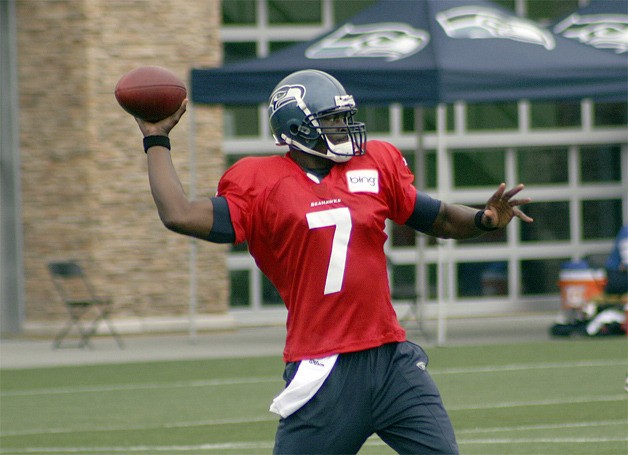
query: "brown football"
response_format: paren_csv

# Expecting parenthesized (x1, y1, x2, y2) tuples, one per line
(115, 66, 186, 122)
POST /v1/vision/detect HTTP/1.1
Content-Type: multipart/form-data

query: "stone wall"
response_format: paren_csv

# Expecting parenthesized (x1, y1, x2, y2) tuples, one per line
(17, 0, 228, 329)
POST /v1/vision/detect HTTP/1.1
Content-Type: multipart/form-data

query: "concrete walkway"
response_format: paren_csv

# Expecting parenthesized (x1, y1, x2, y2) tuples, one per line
(0, 313, 559, 369)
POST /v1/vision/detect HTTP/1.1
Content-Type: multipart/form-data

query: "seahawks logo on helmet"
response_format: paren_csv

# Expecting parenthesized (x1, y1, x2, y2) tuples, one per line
(269, 84, 306, 117)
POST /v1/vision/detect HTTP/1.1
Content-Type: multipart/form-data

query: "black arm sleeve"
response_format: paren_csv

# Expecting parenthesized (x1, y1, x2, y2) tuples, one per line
(405, 191, 442, 233)
(207, 196, 236, 244)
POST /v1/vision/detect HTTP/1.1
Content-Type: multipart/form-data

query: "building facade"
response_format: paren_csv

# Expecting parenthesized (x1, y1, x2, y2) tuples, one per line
(1, 0, 626, 335)
(2, 0, 229, 335)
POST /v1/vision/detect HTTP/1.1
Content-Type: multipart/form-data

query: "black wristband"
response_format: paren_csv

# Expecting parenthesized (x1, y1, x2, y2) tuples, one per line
(475, 210, 499, 231)
(143, 135, 171, 153)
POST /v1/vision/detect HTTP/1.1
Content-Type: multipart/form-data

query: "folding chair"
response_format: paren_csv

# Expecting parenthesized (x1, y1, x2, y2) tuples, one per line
(48, 260, 124, 349)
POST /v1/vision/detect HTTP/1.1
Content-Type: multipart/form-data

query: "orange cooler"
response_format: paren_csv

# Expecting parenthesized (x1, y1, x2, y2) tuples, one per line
(558, 261, 607, 309)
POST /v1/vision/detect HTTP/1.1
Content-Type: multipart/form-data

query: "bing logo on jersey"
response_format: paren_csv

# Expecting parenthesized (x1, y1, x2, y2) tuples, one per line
(346, 169, 379, 193)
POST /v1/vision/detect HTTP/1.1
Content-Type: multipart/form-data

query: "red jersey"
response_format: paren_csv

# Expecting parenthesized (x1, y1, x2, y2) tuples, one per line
(217, 140, 417, 362)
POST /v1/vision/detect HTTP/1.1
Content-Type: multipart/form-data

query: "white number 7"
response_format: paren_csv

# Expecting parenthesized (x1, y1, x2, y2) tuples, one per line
(306, 207, 352, 295)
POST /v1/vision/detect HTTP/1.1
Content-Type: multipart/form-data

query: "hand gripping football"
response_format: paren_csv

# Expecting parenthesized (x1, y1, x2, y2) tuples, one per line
(115, 66, 187, 122)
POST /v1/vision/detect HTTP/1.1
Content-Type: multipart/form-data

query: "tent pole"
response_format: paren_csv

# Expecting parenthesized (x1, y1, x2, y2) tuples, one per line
(436, 103, 449, 346)
(188, 102, 198, 345)
(413, 106, 427, 339)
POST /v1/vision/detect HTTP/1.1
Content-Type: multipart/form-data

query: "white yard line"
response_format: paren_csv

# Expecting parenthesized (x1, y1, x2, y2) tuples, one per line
(0, 441, 276, 453)
(0, 416, 278, 437)
(429, 359, 626, 375)
(447, 393, 626, 411)
(0, 377, 279, 397)
(2, 435, 628, 454)
(456, 419, 627, 434)
(461, 437, 628, 444)
(2, 359, 624, 398)
(2, 397, 625, 438)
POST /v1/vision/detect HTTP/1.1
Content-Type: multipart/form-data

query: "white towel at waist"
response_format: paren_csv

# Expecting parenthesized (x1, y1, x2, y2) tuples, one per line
(269, 354, 338, 418)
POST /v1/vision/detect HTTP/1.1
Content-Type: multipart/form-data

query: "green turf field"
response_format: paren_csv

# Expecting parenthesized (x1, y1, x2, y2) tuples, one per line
(1, 338, 626, 454)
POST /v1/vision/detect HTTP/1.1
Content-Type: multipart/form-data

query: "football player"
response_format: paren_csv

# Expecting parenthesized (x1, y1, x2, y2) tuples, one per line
(135, 69, 533, 454)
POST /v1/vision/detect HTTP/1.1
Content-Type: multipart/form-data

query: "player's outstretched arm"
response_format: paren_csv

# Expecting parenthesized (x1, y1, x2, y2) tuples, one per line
(135, 100, 215, 240)
(428, 183, 533, 239)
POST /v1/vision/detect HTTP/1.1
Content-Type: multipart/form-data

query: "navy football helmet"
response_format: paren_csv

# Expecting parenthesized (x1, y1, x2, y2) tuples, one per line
(268, 70, 366, 163)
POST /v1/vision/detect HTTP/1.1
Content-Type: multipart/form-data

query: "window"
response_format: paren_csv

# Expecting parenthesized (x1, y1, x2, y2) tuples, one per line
(223, 42, 257, 64)
(392, 224, 415, 247)
(230, 270, 250, 307)
(467, 102, 518, 130)
(458, 262, 508, 297)
(521, 201, 570, 242)
(391, 264, 416, 299)
(224, 106, 259, 137)
(521, 258, 566, 295)
(355, 107, 390, 133)
(595, 102, 628, 127)
(268, 0, 321, 24)
(490, 0, 515, 12)
(426, 263, 438, 300)
(530, 101, 581, 129)
(269, 41, 300, 53)
(580, 145, 621, 183)
(222, 0, 256, 24)
(402, 106, 454, 133)
(334, 0, 376, 23)
(402, 149, 437, 190)
(582, 199, 623, 240)
(518, 147, 568, 184)
(453, 149, 505, 187)
(262, 275, 283, 305)
(526, 0, 580, 23)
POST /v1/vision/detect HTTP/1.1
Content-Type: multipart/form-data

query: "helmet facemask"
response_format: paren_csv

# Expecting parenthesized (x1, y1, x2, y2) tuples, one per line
(304, 105, 366, 163)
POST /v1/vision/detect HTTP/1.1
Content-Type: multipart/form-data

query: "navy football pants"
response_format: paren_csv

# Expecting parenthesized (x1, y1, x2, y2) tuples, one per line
(273, 342, 459, 454)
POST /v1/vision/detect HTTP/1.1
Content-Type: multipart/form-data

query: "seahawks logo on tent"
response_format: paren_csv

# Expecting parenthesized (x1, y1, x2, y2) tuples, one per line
(306, 23, 429, 62)
(436, 6, 555, 50)
(554, 13, 628, 54)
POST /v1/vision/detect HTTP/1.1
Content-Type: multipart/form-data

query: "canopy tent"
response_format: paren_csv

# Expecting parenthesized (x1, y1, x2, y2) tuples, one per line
(188, 0, 627, 344)
(191, 0, 627, 106)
